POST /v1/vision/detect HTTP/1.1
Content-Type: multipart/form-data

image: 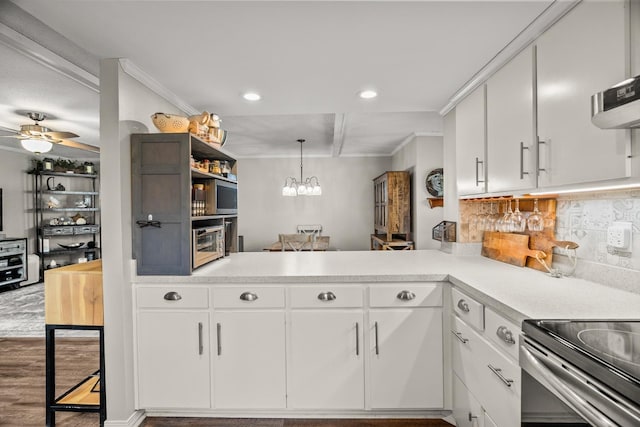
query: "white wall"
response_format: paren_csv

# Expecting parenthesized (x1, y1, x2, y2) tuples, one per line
(100, 58, 187, 424)
(238, 156, 390, 251)
(0, 151, 33, 241)
(392, 135, 444, 249)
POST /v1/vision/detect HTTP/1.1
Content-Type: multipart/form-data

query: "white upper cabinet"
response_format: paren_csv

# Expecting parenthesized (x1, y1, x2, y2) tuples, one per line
(536, 0, 630, 187)
(456, 85, 487, 196)
(487, 46, 536, 193)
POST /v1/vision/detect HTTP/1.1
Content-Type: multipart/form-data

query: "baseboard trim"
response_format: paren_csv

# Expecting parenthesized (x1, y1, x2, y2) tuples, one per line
(142, 409, 451, 419)
(104, 410, 146, 427)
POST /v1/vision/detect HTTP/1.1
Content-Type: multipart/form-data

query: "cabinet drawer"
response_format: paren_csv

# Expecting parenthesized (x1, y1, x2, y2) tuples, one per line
(42, 226, 74, 236)
(485, 307, 520, 361)
(212, 286, 285, 309)
(369, 284, 442, 307)
(290, 285, 363, 308)
(137, 287, 209, 309)
(452, 288, 484, 331)
(451, 316, 484, 392)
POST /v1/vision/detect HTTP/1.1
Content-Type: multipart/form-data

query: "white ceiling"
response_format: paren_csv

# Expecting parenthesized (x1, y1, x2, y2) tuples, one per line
(1, 0, 554, 158)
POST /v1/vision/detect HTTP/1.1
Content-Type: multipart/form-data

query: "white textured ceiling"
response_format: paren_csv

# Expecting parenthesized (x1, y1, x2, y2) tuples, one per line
(2, 0, 554, 158)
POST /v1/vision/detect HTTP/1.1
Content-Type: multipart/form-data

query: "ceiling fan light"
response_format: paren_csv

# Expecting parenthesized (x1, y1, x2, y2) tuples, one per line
(21, 138, 52, 153)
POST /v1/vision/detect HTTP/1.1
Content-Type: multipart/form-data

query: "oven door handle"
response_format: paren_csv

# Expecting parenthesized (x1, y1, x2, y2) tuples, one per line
(521, 341, 620, 427)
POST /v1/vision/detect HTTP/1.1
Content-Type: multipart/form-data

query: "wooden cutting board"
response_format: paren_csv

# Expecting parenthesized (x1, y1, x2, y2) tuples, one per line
(526, 232, 578, 272)
(482, 231, 546, 267)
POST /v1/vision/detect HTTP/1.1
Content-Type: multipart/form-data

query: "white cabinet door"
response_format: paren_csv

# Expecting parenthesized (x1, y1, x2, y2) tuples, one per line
(452, 373, 484, 427)
(536, 0, 629, 187)
(212, 311, 286, 409)
(487, 45, 536, 193)
(369, 308, 443, 409)
(456, 85, 487, 196)
(288, 310, 364, 409)
(136, 311, 210, 409)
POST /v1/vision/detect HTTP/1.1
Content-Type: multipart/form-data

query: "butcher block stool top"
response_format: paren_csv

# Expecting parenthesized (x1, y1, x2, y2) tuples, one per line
(44, 259, 103, 326)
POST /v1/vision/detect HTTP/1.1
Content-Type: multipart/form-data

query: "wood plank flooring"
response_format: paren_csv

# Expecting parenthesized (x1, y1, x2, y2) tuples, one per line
(0, 338, 452, 427)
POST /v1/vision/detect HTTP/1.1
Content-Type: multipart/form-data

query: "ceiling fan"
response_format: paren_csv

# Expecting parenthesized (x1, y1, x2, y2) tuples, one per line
(0, 112, 99, 154)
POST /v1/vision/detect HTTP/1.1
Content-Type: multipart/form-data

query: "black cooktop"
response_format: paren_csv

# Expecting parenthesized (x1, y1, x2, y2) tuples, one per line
(522, 319, 640, 405)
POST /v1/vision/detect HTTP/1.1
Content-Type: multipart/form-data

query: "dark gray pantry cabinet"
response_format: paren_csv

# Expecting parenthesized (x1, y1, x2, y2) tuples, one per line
(131, 133, 237, 275)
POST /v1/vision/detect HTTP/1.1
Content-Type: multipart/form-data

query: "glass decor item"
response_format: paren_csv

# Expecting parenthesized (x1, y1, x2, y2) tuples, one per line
(511, 199, 526, 232)
(527, 199, 545, 231)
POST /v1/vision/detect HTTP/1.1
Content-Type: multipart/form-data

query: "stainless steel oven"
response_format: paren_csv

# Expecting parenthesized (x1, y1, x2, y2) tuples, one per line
(521, 320, 640, 427)
(192, 225, 224, 269)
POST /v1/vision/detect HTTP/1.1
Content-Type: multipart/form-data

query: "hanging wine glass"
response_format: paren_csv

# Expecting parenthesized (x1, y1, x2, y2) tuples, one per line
(498, 200, 513, 232)
(511, 199, 526, 232)
(485, 202, 497, 231)
(468, 203, 480, 239)
(527, 198, 545, 231)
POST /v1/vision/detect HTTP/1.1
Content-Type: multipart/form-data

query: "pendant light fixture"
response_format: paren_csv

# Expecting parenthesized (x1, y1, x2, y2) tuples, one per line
(282, 139, 322, 196)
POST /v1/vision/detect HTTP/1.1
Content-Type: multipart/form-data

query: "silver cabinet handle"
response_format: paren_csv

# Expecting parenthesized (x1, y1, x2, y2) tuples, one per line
(468, 413, 478, 422)
(457, 299, 470, 313)
(451, 330, 469, 344)
(198, 322, 203, 355)
(488, 364, 514, 388)
(239, 291, 258, 302)
(216, 322, 222, 356)
(475, 157, 485, 186)
(536, 137, 547, 175)
(396, 290, 416, 301)
(520, 141, 530, 179)
(317, 291, 336, 302)
(163, 291, 182, 301)
(496, 326, 516, 345)
(374, 321, 379, 355)
(355, 322, 359, 356)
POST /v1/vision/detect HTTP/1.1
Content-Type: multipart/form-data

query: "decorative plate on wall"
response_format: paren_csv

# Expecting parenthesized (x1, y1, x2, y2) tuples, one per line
(426, 168, 443, 197)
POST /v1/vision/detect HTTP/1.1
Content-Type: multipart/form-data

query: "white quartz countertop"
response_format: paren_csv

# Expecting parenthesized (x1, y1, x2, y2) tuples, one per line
(133, 250, 640, 324)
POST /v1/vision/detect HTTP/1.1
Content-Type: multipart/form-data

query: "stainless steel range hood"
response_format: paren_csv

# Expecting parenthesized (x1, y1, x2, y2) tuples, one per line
(591, 75, 640, 129)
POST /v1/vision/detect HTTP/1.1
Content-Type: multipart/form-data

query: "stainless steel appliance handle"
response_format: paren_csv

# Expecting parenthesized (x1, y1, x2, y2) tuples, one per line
(374, 321, 379, 355)
(396, 290, 416, 301)
(317, 291, 336, 302)
(198, 322, 203, 355)
(487, 364, 514, 388)
(239, 291, 258, 302)
(451, 330, 469, 344)
(216, 322, 222, 356)
(457, 299, 470, 313)
(520, 141, 530, 179)
(521, 341, 619, 427)
(355, 322, 359, 356)
(496, 326, 515, 345)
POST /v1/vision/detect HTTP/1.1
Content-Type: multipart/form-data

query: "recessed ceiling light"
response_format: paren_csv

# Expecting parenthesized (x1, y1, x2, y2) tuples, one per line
(359, 90, 378, 99)
(243, 92, 261, 101)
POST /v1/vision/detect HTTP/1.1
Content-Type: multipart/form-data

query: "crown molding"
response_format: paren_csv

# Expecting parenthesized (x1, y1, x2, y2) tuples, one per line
(389, 131, 443, 156)
(118, 59, 200, 116)
(0, 22, 99, 93)
(439, 0, 581, 116)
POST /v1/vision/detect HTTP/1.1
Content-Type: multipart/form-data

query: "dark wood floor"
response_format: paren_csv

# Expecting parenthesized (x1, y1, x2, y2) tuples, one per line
(0, 338, 452, 427)
(0, 337, 100, 426)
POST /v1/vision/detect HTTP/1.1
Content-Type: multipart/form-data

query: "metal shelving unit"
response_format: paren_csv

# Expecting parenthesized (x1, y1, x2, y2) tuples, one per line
(30, 170, 101, 281)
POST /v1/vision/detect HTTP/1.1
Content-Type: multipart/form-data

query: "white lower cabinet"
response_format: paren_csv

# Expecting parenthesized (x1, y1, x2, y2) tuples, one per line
(368, 284, 443, 409)
(137, 310, 211, 409)
(288, 309, 365, 409)
(212, 311, 286, 409)
(452, 373, 483, 427)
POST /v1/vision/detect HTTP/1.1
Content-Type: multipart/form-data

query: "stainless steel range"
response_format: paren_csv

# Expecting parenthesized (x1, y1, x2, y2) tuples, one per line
(521, 320, 640, 427)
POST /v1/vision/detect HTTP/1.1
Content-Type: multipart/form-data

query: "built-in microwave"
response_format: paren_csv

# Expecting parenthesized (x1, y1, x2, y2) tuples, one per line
(211, 179, 238, 215)
(193, 178, 237, 216)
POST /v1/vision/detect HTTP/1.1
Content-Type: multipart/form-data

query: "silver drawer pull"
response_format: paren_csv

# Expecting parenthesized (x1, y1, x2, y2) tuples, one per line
(317, 291, 336, 302)
(163, 291, 182, 301)
(451, 330, 469, 344)
(198, 322, 203, 355)
(396, 290, 416, 301)
(457, 299, 470, 312)
(239, 291, 258, 302)
(496, 325, 516, 345)
(488, 364, 514, 388)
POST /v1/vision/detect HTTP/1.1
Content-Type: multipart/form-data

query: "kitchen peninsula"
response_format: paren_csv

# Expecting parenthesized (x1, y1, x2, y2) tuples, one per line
(132, 250, 640, 424)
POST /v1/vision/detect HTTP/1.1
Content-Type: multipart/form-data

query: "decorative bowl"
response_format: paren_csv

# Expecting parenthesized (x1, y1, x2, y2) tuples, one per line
(58, 242, 84, 249)
(188, 111, 210, 126)
(151, 113, 190, 133)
